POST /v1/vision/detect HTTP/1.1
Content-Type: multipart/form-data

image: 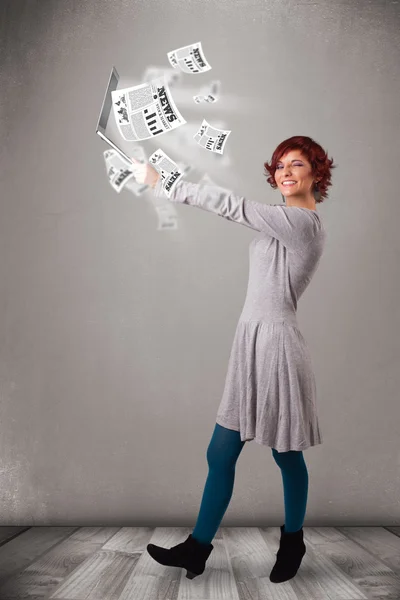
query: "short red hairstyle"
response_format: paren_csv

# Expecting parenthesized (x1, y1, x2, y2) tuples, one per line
(263, 136, 337, 203)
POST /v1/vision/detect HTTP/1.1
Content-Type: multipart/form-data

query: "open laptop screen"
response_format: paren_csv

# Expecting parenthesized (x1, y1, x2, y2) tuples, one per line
(95, 67, 132, 164)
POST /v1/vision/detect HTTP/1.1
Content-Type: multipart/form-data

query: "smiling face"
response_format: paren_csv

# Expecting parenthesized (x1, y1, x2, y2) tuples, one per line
(275, 150, 318, 200)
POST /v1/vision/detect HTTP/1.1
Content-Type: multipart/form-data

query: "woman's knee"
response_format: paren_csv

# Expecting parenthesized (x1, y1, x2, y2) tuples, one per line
(272, 448, 306, 470)
(206, 425, 243, 470)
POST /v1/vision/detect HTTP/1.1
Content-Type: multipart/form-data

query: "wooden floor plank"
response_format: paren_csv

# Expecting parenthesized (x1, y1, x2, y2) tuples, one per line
(336, 526, 400, 574)
(0, 528, 30, 547)
(0, 527, 397, 600)
(259, 526, 369, 600)
(335, 526, 400, 598)
(0, 527, 77, 585)
(223, 527, 299, 600)
(384, 526, 400, 539)
(101, 526, 182, 600)
(0, 538, 96, 600)
(0, 527, 121, 600)
(118, 527, 235, 600)
(49, 548, 139, 600)
(102, 526, 157, 553)
(69, 527, 121, 544)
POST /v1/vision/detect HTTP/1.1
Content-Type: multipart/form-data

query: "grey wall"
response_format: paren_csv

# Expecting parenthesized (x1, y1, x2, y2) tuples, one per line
(0, 0, 399, 526)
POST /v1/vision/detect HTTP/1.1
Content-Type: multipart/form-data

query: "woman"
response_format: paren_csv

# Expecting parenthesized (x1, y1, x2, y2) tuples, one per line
(132, 136, 336, 582)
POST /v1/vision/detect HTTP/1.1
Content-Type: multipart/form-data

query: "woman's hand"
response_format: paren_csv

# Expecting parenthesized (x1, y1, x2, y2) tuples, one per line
(130, 158, 160, 189)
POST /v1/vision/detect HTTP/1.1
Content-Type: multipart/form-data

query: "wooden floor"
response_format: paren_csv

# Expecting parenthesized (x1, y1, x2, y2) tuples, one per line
(0, 526, 399, 599)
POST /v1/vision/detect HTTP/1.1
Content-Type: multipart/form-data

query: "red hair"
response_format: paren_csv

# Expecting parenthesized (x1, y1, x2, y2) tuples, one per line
(263, 136, 337, 203)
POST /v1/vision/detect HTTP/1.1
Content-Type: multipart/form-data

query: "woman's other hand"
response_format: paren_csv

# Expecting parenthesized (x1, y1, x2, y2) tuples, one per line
(130, 158, 160, 189)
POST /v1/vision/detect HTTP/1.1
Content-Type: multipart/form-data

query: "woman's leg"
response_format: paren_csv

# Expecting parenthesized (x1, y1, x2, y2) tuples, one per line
(192, 423, 246, 545)
(271, 449, 309, 533)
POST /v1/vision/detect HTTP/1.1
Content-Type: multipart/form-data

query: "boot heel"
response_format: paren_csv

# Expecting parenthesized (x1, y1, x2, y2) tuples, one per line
(186, 570, 197, 579)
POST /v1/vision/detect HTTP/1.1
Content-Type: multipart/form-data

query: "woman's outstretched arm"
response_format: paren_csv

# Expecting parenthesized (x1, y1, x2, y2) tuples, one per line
(130, 159, 320, 253)
(170, 179, 320, 254)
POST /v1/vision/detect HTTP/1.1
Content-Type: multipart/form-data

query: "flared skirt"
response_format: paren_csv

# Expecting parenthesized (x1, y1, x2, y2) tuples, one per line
(215, 320, 323, 452)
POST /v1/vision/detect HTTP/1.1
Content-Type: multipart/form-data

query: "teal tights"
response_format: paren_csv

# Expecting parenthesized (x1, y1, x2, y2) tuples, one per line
(192, 423, 309, 545)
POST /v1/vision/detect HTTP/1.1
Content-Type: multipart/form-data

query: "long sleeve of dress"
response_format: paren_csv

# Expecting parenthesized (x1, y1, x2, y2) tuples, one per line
(169, 180, 321, 254)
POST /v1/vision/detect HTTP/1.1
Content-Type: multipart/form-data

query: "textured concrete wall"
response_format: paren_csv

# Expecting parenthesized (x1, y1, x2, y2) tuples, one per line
(0, 0, 399, 525)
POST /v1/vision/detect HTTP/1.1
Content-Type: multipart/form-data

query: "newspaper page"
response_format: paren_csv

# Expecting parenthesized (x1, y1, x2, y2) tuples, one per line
(153, 159, 191, 229)
(193, 80, 220, 104)
(111, 76, 186, 142)
(167, 42, 212, 74)
(155, 204, 178, 231)
(103, 148, 150, 196)
(103, 149, 136, 194)
(149, 149, 185, 198)
(193, 119, 231, 154)
(142, 65, 182, 88)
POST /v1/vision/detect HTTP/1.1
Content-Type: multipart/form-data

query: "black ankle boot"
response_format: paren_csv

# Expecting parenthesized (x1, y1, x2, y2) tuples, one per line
(147, 534, 214, 579)
(269, 524, 306, 583)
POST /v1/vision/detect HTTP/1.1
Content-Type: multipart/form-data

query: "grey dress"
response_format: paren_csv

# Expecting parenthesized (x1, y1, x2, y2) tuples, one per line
(169, 179, 327, 452)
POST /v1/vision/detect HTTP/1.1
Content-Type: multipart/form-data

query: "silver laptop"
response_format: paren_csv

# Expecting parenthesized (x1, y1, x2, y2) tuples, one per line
(95, 66, 132, 164)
